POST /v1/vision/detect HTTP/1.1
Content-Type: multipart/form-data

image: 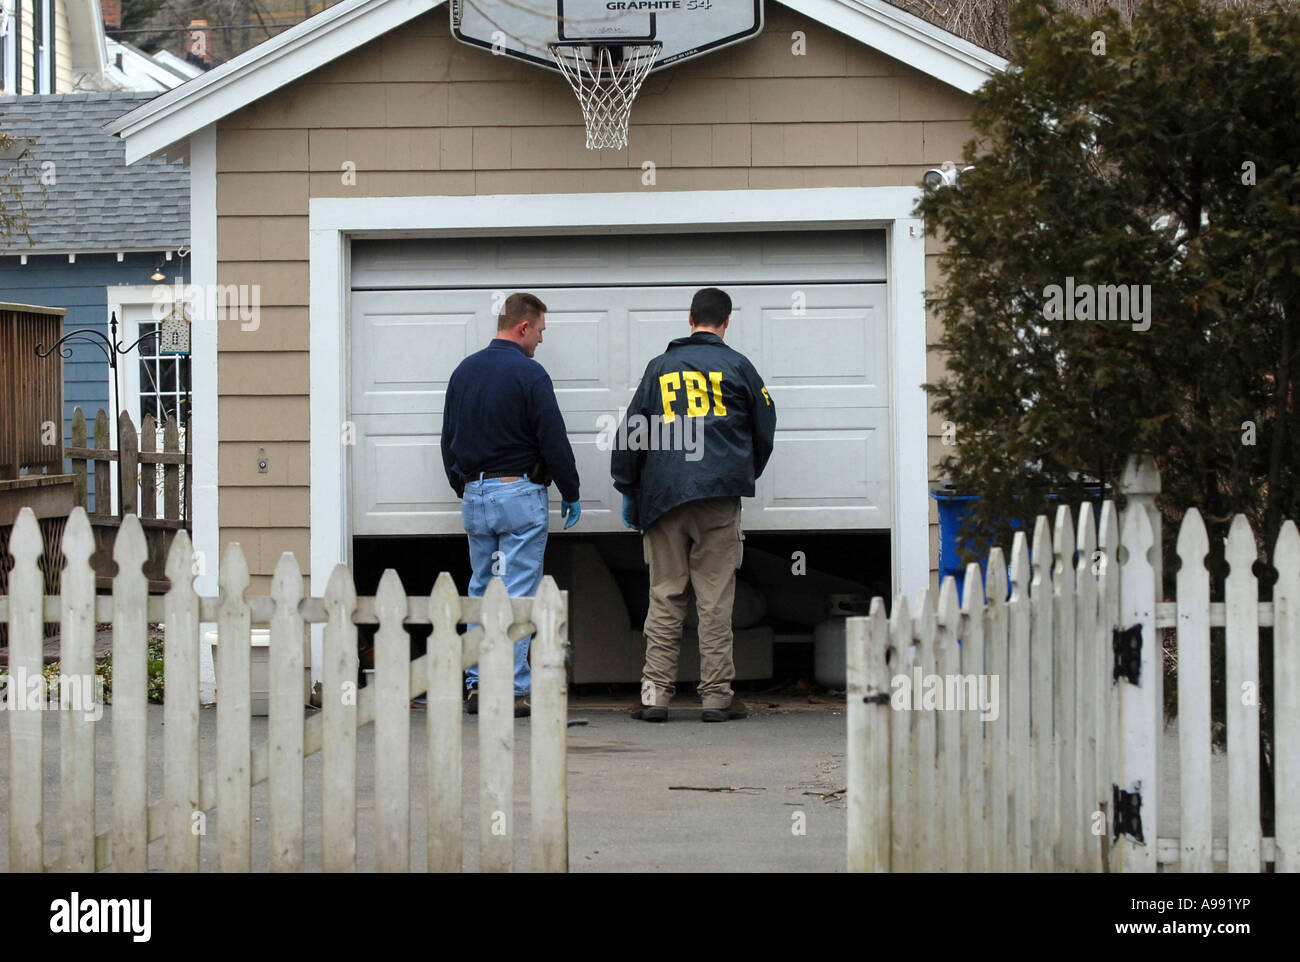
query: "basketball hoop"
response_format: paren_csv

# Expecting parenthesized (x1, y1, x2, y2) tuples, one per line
(548, 41, 662, 150)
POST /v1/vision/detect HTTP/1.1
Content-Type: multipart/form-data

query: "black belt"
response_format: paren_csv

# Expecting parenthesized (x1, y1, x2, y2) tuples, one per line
(461, 471, 526, 485)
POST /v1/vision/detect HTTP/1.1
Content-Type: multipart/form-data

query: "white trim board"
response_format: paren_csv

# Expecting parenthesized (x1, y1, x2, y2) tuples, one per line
(191, 124, 220, 704)
(309, 186, 931, 684)
(104, 0, 1003, 164)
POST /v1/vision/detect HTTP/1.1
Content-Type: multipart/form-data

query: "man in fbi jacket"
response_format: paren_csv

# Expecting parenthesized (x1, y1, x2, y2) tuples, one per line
(611, 287, 776, 722)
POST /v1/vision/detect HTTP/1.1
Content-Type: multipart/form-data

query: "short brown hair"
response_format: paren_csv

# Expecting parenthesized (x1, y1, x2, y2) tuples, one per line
(498, 292, 548, 331)
(690, 288, 731, 328)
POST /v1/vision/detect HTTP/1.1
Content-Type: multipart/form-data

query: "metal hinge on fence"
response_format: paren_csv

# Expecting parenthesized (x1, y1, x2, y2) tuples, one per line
(1112, 624, 1142, 684)
(1112, 784, 1144, 844)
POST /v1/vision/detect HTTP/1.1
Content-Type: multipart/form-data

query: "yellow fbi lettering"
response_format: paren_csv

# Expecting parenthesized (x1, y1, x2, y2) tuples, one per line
(658, 370, 727, 422)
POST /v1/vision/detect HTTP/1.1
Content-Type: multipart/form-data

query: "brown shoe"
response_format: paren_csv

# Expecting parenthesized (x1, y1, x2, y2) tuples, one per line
(701, 698, 748, 722)
(514, 693, 531, 718)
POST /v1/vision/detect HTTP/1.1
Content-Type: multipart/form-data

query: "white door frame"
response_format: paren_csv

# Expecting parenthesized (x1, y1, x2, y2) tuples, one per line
(309, 186, 929, 681)
(104, 282, 191, 514)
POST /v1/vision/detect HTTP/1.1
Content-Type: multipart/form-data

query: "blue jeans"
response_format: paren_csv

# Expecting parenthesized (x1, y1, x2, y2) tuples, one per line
(461, 477, 549, 695)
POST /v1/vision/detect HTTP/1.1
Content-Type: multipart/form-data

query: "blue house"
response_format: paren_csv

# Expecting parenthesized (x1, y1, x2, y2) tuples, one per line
(0, 91, 190, 499)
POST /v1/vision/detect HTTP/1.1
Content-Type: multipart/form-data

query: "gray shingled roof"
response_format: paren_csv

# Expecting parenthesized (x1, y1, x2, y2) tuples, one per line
(0, 92, 189, 253)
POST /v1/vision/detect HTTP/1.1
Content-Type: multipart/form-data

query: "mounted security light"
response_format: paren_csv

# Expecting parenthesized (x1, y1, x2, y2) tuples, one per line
(923, 164, 975, 190)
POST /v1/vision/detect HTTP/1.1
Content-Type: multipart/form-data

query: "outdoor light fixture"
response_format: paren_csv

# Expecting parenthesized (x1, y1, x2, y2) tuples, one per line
(150, 259, 166, 282)
(924, 165, 975, 190)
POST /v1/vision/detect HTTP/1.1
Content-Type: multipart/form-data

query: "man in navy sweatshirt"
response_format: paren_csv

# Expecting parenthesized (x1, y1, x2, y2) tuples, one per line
(442, 292, 581, 717)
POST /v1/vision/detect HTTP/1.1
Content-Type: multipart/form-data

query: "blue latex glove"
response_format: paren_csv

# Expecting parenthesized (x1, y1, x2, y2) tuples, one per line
(622, 495, 637, 530)
(560, 500, 581, 529)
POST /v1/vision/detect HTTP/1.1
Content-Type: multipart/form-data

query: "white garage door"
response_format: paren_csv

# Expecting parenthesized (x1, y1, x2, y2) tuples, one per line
(349, 231, 891, 535)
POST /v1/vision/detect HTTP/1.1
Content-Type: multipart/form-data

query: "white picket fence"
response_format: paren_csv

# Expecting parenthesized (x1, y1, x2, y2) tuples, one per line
(846, 491, 1300, 873)
(1, 506, 569, 872)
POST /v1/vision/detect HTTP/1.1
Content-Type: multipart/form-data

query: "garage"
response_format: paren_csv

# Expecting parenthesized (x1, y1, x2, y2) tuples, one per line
(348, 229, 892, 537)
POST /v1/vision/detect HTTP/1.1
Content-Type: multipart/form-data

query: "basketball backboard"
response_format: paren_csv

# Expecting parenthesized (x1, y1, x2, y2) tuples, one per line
(450, 0, 765, 74)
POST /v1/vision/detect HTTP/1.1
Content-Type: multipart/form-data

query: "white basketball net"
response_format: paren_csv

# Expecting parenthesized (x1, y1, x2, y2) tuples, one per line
(549, 42, 662, 150)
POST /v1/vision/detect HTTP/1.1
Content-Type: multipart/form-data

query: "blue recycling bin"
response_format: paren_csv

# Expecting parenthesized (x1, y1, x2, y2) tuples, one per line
(930, 482, 1110, 605)
(930, 485, 989, 606)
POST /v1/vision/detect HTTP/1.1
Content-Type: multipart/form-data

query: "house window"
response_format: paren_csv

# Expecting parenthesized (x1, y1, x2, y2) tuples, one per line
(137, 322, 192, 425)
(136, 321, 191, 518)
(3, 0, 16, 95)
(35, 0, 50, 93)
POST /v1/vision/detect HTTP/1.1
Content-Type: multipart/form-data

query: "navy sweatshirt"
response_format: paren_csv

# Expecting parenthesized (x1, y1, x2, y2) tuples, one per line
(441, 339, 580, 502)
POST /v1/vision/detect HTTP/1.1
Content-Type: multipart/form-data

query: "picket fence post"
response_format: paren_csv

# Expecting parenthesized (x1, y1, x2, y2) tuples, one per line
(59, 508, 98, 871)
(960, 563, 987, 872)
(846, 597, 891, 872)
(374, 568, 411, 872)
(888, 595, 913, 872)
(1096, 500, 1121, 872)
(1073, 503, 1101, 872)
(6, 509, 45, 871)
(935, 577, 963, 871)
(984, 551, 1009, 873)
(530, 576, 569, 872)
(427, 571, 464, 873)
(1029, 517, 1056, 870)
(1275, 522, 1300, 873)
(269, 552, 306, 871)
(322, 564, 359, 872)
(1007, 534, 1032, 872)
(1115, 504, 1159, 872)
(162, 529, 201, 872)
(216, 542, 252, 872)
(913, 590, 939, 872)
(1224, 515, 1261, 872)
(111, 514, 149, 872)
(479, 577, 516, 873)
(1176, 509, 1213, 873)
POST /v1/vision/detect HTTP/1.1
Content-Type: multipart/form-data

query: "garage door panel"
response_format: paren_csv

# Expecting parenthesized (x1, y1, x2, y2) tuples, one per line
(754, 287, 887, 408)
(627, 303, 757, 383)
(538, 308, 616, 418)
(351, 293, 478, 415)
(627, 309, 688, 387)
(769, 406, 883, 430)
(352, 231, 888, 289)
(754, 417, 891, 528)
(760, 230, 884, 271)
(570, 434, 617, 513)
(354, 239, 477, 290)
(626, 233, 748, 272)
(352, 430, 455, 536)
(494, 235, 615, 271)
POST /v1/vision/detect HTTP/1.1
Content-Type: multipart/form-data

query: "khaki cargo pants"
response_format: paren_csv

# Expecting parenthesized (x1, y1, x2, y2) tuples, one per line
(640, 496, 744, 711)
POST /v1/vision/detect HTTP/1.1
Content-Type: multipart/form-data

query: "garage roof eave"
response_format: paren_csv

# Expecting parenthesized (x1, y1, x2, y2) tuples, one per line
(785, 0, 1007, 94)
(104, 0, 445, 163)
(104, 0, 1004, 162)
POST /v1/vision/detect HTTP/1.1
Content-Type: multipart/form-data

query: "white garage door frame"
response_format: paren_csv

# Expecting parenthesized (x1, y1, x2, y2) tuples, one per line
(308, 186, 928, 679)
